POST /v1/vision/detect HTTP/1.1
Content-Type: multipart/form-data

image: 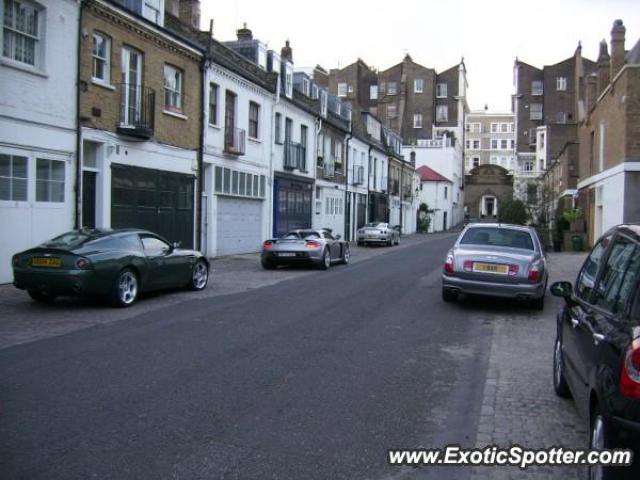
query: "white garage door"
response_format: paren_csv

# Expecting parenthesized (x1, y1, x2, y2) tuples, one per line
(216, 196, 263, 256)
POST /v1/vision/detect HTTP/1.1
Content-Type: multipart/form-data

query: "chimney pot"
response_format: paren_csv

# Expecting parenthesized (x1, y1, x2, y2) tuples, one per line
(236, 23, 253, 41)
(281, 40, 293, 63)
(610, 19, 626, 79)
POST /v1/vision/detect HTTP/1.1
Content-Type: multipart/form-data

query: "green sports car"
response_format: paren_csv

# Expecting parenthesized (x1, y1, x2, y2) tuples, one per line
(12, 229, 209, 307)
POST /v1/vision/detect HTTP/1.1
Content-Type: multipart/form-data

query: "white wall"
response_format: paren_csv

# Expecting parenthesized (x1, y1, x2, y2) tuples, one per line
(417, 180, 454, 232)
(0, 0, 79, 283)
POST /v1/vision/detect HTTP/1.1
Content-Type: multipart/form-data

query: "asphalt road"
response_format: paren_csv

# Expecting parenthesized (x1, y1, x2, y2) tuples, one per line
(0, 233, 529, 479)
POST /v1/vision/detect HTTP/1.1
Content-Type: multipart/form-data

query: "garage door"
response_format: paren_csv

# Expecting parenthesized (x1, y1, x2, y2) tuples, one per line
(111, 164, 194, 248)
(216, 196, 263, 255)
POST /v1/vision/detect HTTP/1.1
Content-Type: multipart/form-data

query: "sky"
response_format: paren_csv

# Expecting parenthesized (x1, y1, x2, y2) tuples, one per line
(199, 0, 640, 112)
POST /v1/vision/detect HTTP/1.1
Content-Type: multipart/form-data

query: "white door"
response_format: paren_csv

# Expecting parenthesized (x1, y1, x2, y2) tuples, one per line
(216, 197, 263, 256)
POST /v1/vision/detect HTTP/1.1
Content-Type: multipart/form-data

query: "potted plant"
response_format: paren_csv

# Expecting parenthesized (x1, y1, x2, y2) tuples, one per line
(563, 208, 584, 233)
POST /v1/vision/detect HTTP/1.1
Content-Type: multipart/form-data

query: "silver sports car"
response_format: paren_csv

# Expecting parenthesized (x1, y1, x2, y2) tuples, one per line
(356, 223, 400, 246)
(441, 223, 548, 309)
(261, 229, 349, 270)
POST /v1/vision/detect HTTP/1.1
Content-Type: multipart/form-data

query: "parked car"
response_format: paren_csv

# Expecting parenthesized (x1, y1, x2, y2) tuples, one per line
(441, 223, 548, 309)
(12, 229, 209, 307)
(551, 224, 640, 479)
(261, 229, 349, 270)
(356, 223, 400, 246)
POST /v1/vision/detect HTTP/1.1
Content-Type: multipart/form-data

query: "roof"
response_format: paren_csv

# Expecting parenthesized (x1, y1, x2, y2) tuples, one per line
(416, 165, 452, 183)
(626, 38, 640, 64)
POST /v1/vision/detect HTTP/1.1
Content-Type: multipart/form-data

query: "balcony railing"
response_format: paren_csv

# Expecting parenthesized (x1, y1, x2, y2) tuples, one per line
(117, 83, 155, 139)
(322, 160, 335, 178)
(284, 142, 306, 171)
(224, 126, 246, 155)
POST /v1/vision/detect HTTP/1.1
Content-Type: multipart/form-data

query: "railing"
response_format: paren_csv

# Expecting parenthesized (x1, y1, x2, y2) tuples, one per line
(415, 138, 453, 148)
(224, 126, 246, 155)
(117, 83, 155, 139)
(352, 165, 364, 185)
(323, 160, 335, 178)
(517, 169, 543, 178)
(284, 142, 306, 171)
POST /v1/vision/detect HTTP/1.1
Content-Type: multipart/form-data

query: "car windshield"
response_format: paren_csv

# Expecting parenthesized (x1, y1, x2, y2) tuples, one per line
(40, 231, 97, 249)
(460, 227, 534, 251)
(364, 223, 384, 228)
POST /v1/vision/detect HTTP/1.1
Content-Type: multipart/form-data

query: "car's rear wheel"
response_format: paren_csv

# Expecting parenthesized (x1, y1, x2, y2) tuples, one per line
(589, 408, 616, 480)
(340, 245, 350, 264)
(27, 290, 56, 304)
(553, 336, 571, 398)
(261, 258, 276, 270)
(109, 268, 139, 307)
(188, 260, 209, 291)
(319, 248, 331, 270)
(442, 288, 458, 302)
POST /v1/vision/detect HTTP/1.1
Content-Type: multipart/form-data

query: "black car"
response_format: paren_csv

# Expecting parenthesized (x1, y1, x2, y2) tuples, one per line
(12, 229, 209, 307)
(551, 224, 640, 479)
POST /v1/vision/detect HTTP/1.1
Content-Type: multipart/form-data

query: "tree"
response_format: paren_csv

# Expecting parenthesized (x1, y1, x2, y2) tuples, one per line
(498, 197, 529, 225)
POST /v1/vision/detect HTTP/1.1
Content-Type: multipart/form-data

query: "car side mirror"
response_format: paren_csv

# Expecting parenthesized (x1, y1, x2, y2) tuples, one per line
(172, 241, 182, 249)
(335, 234, 341, 240)
(550, 281, 572, 298)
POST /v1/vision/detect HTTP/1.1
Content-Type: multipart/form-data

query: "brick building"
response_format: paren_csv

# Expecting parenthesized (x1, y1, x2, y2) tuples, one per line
(79, 0, 203, 248)
(576, 20, 640, 246)
(464, 110, 516, 173)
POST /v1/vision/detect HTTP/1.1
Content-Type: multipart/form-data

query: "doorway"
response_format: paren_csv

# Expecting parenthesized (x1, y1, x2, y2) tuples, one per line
(82, 171, 97, 229)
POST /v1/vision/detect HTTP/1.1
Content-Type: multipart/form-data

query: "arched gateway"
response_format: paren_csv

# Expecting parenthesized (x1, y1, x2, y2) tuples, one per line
(464, 165, 513, 221)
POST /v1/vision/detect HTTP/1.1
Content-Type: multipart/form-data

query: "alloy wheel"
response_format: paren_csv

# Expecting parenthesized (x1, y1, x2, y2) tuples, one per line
(324, 249, 331, 269)
(590, 415, 605, 480)
(343, 246, 350, 264)
(192, 261, 208, 289)
(554, 338, 563, 388)
(118, 271, 138, 305)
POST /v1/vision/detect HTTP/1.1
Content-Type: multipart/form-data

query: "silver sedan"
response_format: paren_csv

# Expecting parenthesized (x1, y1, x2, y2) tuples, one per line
(261, 229, 349, 270)
(356, 223, 400, 246)
(441, 224, 548, 309)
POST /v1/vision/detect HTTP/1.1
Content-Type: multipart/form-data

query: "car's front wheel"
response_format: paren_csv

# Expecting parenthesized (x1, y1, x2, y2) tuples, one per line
(27, 290, 56, 304)
(553, 335, 571, 398)
(188, 259, 209, 291)
(109, 268, 139, 307)
(340, 245, 350, 264)
(319, 248, 331, 270)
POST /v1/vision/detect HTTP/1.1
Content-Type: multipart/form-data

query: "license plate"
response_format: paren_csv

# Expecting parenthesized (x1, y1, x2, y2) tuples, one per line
(473, 262, 508, 274)
(367, 235, 376, 239)
(31, 257, 62, 268)
(278, 252, 296, 257)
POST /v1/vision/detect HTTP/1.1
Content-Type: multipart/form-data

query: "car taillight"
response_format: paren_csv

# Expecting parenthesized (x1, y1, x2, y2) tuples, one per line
(306, 240, 320, 249)
(509, 264, 519, 276)
(528, 264, 541, 282)
(444, 254, 454, 274)
(463, 260, 473, 272)
(263, 241, 274, 249)
(75, 258, 91, 270)
(620, 339, 640, 399)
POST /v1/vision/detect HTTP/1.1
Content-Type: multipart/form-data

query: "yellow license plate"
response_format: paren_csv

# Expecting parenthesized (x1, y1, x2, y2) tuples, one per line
(473, 262, 508, 274)
(31, 257, 62, 268)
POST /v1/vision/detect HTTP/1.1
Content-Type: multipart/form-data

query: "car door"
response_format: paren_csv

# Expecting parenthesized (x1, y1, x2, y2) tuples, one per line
(562, 233, 613, 414)
(583, 235, 640, 405)
(323, 231, 339, 259)
(140, 235, 173, 290)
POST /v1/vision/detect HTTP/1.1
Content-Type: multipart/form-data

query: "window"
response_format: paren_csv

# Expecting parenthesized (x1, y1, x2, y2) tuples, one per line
(387, 104, 397, 118)
(92, 32, 110, 83)
(320, 90, 327, 117)
(444, 186, 448, 199)
(387, 82, 397, 95)
(576, 234, 612, 302)
(491, 139, 498, 149)
(556, 76, 567, 91)
(510, 140, 515, 150)
(274, 113, 282, 144)
(436, 105, 448, 122)
(302, 78, 310, 96)
(209, 83, 219, 125)
(337, 82, 347, 97)
(555, 112, 567, 124)
(465, 140, 470, 149)
(370, 85, 378, 100)
(491, 123, 498, 133)
(142, 0, 161, 24)
(311, 84, 319, 99)
(531, 80, 543, 95)
(592, 237, 640, 313)
(248, 101, 260, 139)
(530, 103, 543, 120)
(500, 139, 508, 149)
(141, 236, 170, 257)
(3, 0, 41, 67)
(473, 140, 480, 149)
(473, 157, 480, 167)
(413, 113, 422, 129)
(414, 79, 423, 93)
(163, 64, 183, 112)
(436, 83, 447, 98)
(0, 154, 27, 201)
(35, 158, 64, 202)
(500, 123, 508, 133)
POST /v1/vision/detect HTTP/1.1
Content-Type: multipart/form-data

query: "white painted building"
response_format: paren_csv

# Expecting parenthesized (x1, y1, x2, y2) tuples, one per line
(416, 165, 454, 232)
(0, 0, 79, 283)
(345, 135, 370, 240)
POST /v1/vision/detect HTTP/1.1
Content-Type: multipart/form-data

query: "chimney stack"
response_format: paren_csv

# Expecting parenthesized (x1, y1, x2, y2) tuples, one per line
(597, 40, 610, 95)
(178, 0, 200, 30)
(281, 40, 293, 64)
(236, 22, 253, 41)
(610, 19, 626, 79)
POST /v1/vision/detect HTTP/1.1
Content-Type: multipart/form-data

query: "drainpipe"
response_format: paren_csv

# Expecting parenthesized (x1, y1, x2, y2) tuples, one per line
(367, 145, 372, 223)
(197, 59, 206, 250)
(344, 130, 352, 240)
(74, 0, 85, 230)
(399, 158, 404, 235)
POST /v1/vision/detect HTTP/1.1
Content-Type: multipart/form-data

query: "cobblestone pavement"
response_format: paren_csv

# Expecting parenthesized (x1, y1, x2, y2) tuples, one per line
(0, 232, 455, 350)
(469, 252, 589, 480)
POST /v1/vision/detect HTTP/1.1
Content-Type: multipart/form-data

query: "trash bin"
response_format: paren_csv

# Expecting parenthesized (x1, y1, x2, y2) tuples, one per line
(572, 235, 583, 252)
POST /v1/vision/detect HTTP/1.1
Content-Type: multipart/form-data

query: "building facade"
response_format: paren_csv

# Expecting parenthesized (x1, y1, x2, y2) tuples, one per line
(0, 0, 79, 283)
(416, 166, 453, 232)
(464, 111, 516, 173)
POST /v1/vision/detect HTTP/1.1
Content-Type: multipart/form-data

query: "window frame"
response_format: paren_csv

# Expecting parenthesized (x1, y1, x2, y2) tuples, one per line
(163, 64, 183, 113)
(2, 0, 42, 68)
(413, 113, 423, 129)
(337, 82, 347, 97)
(435, 105, 448, 122)
(556, 76, 567, 91)
(387, 82, 398, 96)
(0, 153, 28, 202)
(35, 158, 65, 203)
(208, 82, 219, 126)
(436, 83, 447, 98)
(92, 31, 111, 84)
(248, 101, 260, 140)
(414, 78, 424, 93)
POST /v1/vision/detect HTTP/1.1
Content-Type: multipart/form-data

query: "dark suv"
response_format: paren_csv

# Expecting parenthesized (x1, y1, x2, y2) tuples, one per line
(551, 224, 640, 479)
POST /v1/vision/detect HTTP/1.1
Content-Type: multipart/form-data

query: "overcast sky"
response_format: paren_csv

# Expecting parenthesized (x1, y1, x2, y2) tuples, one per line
(200, 0, 639, 113)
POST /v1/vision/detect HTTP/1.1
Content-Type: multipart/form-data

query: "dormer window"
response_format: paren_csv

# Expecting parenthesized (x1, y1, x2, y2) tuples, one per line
(115, 0, 164, 25)
(320, 90, 328, 118)
(302, 78, 310, 96)
(311, 84, 319, 99)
